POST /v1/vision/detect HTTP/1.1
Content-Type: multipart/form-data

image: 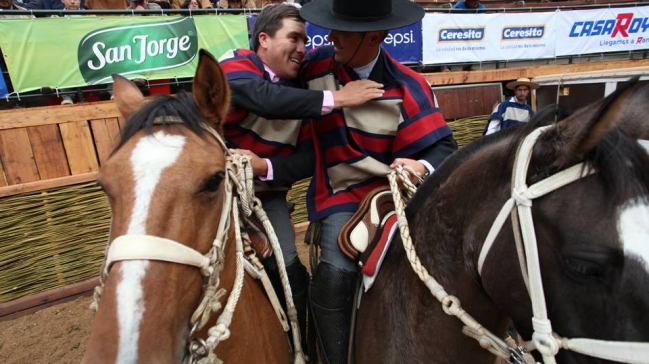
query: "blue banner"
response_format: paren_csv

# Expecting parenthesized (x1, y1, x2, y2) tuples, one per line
(0, 64, 8, 98)
(305, 22, 423, 64)
(248, 15, 423, 64)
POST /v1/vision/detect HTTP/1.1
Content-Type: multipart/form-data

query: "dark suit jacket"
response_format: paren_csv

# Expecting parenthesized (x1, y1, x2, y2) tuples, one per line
(228, 77, 321, 188)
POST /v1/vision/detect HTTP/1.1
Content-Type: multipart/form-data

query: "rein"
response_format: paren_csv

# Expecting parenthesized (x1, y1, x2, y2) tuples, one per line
(389, 126, 649, 364)
(91, 118, 305, 364)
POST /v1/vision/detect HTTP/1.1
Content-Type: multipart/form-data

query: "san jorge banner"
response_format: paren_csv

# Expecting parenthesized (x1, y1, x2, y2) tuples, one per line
(0, 15, 249, 93)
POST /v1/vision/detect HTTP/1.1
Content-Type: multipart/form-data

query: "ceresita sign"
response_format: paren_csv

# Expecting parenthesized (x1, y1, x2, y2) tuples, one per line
(78, 17, 198, 85)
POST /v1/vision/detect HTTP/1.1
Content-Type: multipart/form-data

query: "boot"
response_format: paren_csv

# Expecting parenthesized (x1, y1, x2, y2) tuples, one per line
(265, 259, 311, 356)
(309, 263, 357, 364)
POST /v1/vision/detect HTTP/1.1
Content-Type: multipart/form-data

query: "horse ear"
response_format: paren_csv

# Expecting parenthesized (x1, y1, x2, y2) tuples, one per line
(112, 74, 145, 121)
(193, 49, 231, 132)
(616, 82, 649, 140)
(538, 76, 643, 168)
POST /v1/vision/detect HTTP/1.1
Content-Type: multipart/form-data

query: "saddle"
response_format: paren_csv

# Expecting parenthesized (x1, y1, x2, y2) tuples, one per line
(338, 188, 396, 272)
(243, 217, 274, 259)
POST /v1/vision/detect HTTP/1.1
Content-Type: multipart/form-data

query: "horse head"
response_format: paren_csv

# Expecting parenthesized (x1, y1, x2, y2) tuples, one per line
(356, 77, 649, 364)
(479, 78, 649, 363)
(82, 50, 289, 364)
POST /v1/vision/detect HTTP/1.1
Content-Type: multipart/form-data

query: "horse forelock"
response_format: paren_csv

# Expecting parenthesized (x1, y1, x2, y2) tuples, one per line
(114, 91, 210, 154)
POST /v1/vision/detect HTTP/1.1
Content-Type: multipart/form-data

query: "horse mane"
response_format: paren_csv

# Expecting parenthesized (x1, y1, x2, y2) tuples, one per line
(113, 91, 208, 152)
(587, 126, 649, 207)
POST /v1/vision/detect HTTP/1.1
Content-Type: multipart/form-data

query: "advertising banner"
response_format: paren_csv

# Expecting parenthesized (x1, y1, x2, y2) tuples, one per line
(305, 22, 423, 64)
(0, 64, 7, 98)
(248, 15, 423, 64)
(0, 15, 248, 93)
(422, 12, 555, 64)
(554, 7, 649, 56)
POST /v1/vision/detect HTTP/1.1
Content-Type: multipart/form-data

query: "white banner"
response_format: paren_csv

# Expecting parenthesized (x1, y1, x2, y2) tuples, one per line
(555, 7, 649, 56)
(422, 12, 555, 64)
(421, 7, 649, 64)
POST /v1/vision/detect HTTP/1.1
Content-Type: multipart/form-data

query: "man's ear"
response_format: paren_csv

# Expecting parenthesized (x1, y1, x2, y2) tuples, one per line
(370, 31, 385, 45)
(258, 32, 269, 49)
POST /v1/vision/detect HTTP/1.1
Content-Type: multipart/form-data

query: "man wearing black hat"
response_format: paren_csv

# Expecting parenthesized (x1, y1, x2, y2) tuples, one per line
(295, 0, 457, 362)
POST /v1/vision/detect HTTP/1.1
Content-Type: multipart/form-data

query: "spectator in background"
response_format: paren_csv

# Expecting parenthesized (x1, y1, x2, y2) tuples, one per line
(85, 0, 126, 9)
(483, 77, 538, 135)
(452, 0, 485, 10)
(0, 0, 28, 13)
(225, 0, 243, 11)
(126, 0, 161, 10)
(218, 0, 254, 8)
(19, 0, 64, 16)
(180, 0, 200, 8)
(171, 0, 209, 9)
(61, 0, 81, 9)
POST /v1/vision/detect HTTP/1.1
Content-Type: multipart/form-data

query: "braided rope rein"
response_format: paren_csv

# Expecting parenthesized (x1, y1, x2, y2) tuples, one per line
(387, 165, 533, 363)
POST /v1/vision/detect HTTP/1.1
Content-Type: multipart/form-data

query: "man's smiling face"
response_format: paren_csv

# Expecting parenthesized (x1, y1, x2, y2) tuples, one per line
(259, 17, 307, 80)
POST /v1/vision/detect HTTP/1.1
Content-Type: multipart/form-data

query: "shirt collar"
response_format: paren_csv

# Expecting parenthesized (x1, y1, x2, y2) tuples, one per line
(353, 50, 381, 80)
(263, 64, 280, 83)
(509, 96, 527, 105)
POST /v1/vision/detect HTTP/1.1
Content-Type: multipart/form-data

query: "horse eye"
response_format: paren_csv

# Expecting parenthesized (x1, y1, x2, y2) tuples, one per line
(563, 257, 603, 278)
(202, 173, 224, 193)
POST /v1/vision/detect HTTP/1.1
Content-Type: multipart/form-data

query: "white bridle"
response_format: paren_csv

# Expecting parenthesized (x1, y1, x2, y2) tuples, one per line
(477, 125, 649, 364)
(91, 121, 305, 364)
(390, 125, 649, 364)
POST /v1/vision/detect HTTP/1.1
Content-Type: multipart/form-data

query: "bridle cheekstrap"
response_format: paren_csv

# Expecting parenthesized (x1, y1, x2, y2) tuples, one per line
(479, 126, 649, 364)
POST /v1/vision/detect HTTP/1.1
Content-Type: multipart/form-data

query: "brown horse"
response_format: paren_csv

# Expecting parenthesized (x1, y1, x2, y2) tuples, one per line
(82, 50, 290, 364)
(355, 78, 649, 364)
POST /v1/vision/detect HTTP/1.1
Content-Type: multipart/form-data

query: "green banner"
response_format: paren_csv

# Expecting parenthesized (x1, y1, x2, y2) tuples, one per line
(0, 15, 248, 93)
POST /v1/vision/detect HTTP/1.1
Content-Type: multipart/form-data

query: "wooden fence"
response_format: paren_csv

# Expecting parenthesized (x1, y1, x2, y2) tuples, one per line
(0, 75, 544, 317)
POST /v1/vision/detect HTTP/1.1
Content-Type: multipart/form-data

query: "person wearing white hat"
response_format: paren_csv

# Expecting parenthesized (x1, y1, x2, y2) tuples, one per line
(483, 77, 539, 135)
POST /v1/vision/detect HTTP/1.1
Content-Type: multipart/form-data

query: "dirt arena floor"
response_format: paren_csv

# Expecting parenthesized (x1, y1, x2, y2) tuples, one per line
(0, 231, 311, 364)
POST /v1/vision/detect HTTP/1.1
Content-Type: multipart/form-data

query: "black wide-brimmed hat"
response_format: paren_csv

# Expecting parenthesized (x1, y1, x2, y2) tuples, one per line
(300, 0, 425, 32)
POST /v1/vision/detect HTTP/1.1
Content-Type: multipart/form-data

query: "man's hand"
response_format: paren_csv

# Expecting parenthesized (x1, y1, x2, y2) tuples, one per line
(390, 158, 428, 186)
(333, 80, 384, 108)
(230, 148, 268, 177)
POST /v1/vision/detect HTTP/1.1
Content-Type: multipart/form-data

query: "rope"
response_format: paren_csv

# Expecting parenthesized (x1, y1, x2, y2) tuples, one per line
(387, 165, 532, 363)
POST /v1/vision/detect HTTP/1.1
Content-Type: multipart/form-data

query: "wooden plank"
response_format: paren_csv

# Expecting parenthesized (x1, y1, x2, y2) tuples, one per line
(90, 118, 121, 165)
(59, 121, 100, 175)
(0, 172, 97, 198)
(27, 124, 70, 180)
(482, 85, 502, 114)
(0, 101, 119, 131)
(458, 87, 472, 118)
(0, 278, 99, 321)
(423, 60, 649, 86)
(0, 128, 40, 185)
(434, 89, 461, 120)
(0, 154, 7, 187)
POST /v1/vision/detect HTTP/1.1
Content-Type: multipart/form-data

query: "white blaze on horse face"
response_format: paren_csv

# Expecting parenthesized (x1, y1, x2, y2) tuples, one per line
(638, 139, 649, 155)
(116, 130, 187, 364)
(618, 198, 649, 273)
